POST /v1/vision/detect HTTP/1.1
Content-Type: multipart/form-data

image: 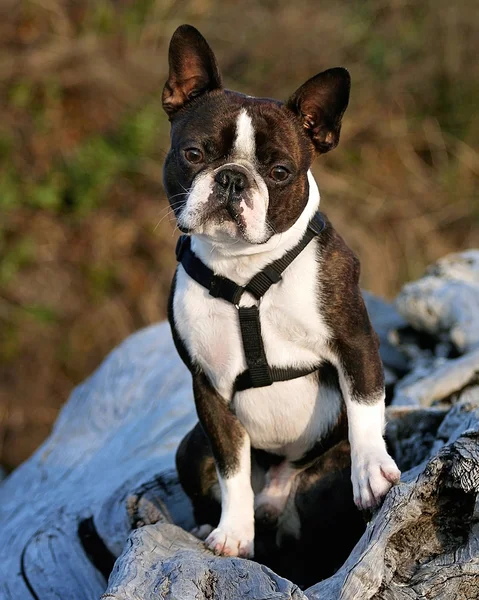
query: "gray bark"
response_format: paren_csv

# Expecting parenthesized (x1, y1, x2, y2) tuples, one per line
(0, 324, 196, 600)
(306, 399, 479, 600)
(1, 250, 479, 599)
(101, 397, 479, 600)
(392, 348, 479, 407)
(104, 525, 307, 600)
(395, 250, 479, 353)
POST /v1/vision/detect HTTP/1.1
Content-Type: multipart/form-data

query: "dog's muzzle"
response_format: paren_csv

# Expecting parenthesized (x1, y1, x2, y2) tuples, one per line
(214, 164, 250, 204)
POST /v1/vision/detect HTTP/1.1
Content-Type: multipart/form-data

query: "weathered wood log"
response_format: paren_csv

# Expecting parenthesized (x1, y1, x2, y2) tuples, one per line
(100, 396, 479, 600)
(0, 324, 196, 599)
(307, 397, 479, 600)
(395, 250, 479, 353)
(1, 262, 479, 599)
(104, 524, 307, 600)
(385, 405, 447, 471)
(392, 347, 479, 407)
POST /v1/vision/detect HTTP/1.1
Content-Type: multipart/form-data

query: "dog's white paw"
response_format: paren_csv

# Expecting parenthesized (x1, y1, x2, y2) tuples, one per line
(352, 449, 401, 510)
(205, 524, 254, 558)
(191, 524, 214, 540)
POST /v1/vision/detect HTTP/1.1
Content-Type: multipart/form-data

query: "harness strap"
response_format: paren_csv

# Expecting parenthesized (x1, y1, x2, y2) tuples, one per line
(237, 305, 272, 387)
(234, 364, 318, 393)
(245, 212, 325, 300)
(175, 211, 325, 390)
(177, 239, 244, 305)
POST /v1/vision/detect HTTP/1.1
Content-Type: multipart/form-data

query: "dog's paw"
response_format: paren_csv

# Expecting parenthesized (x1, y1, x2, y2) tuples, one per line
(352, 450, 401, 510)
(205, 525, 254, 558)
(191, 524, 214, 540)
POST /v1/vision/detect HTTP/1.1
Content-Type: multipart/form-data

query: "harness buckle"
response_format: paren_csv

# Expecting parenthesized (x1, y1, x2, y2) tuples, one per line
(234, 296, 262, 311)
(209, 276, 244, 305)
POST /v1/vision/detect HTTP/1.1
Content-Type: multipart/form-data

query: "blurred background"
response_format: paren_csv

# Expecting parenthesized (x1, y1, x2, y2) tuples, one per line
(0, 0, 477, 471)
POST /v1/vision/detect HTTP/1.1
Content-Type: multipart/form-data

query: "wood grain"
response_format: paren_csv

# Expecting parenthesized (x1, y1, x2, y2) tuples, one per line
(1, 251, 479, 599)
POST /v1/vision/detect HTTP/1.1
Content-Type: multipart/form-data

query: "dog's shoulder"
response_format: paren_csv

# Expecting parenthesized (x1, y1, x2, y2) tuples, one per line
(315, 213, 374, 338)
(316, 213, 361, 286)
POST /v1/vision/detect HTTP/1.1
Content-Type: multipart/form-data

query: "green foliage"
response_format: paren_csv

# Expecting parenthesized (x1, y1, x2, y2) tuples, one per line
(0, 238, 35, 286)
(86, 264, 118, 301)
(27, 175, 64, 210)
(88, 1, 117, 34)
(9, 81, 34, 109)
(61, 102, 163, 213)
(0, 170, 20, 209)
(84, 0, 157, 37)
(119, 104, 161, 160)
(0, 102, 163, 218)
(0, 320, 20, 362)
(22, 304, 58, 324)
(64, 136, 124, 214)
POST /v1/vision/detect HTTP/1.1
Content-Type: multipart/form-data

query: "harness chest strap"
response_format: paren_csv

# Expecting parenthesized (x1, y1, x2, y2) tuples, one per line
(176, 212, 326, 392)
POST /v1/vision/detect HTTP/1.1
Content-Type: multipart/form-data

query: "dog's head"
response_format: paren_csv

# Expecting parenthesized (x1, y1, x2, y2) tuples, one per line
(162, 25, 350, 246)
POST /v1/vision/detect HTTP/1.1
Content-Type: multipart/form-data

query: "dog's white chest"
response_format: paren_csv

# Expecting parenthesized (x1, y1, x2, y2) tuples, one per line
(173, 242, 341, 459)
(174, 269, 243, 395)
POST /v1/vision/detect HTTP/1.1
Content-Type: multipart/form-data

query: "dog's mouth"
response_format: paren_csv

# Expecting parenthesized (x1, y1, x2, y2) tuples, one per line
(184, 199, 248, 236)
(224, 202, 248, 233)
(173, 200, 238, 234)
(173, 166, 270, 244)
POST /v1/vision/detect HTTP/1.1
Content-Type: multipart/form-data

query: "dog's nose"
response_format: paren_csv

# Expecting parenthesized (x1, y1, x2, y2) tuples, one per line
(214, 168, 247, 195)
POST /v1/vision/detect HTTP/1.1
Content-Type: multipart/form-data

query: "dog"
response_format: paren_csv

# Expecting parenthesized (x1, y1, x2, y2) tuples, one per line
(163, 24, 401, 559)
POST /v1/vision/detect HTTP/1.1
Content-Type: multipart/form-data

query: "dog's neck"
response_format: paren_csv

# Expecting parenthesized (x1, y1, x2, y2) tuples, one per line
(190, 171, 320, 285)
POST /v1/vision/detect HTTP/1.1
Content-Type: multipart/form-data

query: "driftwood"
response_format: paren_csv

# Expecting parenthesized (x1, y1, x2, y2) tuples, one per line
(307, 399, 479, 600)
(105, 524, 307, 600)
(103, 397, 479, 600)
(395, 250, 479, 353)
(392, 348, 479, 407)
(0, 324, 196, 599)
(1, 250, 479, 599)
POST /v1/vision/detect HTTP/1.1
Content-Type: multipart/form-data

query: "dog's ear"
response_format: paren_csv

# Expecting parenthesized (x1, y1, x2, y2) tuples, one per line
(162, 25, 222, 118)
(286, 68, 351, 154)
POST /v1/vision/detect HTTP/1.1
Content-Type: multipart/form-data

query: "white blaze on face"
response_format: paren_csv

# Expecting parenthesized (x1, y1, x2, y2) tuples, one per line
(228, 109, 269, 243)
(179, 108, 270, 244)
(232, 109, 256, 162)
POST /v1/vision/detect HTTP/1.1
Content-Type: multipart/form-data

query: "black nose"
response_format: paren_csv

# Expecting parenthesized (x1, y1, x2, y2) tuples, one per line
(214, 168, 247, 196)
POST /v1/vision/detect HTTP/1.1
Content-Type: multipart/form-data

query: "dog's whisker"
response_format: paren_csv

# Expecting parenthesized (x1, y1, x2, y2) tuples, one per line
(156, 199, 185, 217)
(167, 191, 190, 201)
(154, 207, 180, 232)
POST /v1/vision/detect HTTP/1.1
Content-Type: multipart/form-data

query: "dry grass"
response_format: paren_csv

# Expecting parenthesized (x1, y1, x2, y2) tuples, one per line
(0, 0, 478, 469)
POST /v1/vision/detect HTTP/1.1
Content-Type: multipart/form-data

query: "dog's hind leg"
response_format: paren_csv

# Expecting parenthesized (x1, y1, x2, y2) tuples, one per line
(175, 421, 221, 532)
(274, 440, 366, 587)
(254, 462, 299, 528)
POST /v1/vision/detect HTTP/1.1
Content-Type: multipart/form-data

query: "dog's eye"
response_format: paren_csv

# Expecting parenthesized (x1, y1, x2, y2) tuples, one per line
(270, 166, 290, 182)
(184, 148, 204, 164)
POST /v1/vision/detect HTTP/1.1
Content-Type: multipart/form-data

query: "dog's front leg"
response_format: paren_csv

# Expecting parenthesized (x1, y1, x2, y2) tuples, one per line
(331, 331, 400, 510)
(344, 390, 400, 510)
(192, 371, 254, 557)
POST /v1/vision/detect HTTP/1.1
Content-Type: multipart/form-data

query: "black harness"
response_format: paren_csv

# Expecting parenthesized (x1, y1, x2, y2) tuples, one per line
(175, 212, 326, 393)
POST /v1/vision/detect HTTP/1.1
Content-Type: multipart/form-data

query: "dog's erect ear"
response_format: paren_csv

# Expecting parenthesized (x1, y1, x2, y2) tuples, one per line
(286, 67, 351, 154)
(162, 25, 222, 118)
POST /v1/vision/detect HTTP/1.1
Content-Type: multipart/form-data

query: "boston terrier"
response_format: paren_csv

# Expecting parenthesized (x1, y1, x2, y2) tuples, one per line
(163, 24, 401, 559)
